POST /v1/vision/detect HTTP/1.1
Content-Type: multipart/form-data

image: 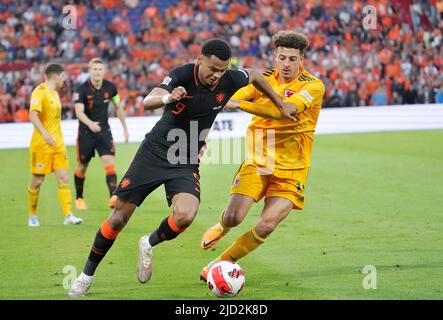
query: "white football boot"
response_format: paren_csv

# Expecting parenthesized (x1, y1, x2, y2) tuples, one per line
(68, 273, 93, 298)
(63, 213, 83, 225)
(136, 234, 153, 283)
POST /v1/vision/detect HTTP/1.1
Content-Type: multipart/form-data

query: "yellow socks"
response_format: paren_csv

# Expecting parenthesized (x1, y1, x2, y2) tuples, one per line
(216, 227, 266, 262)
(27, 187, 39, 216)
(57, 184, 72, 217)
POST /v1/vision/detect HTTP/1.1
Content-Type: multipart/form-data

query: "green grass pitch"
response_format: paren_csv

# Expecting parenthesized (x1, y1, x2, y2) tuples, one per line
(0, 130, 442, 299)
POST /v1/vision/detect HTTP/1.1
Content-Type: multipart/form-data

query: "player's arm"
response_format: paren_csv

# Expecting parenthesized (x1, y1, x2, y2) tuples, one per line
(144, 66, 188, 110)
(226, 99, 297, 120)
(143, 86, 187, 110)
(74, 102, 101, 133)
(73, 86, 101, 133)
(245, 69, 296, 121)
(29, 110, 56, 146)
(110, 93, 129, 143)
(235, 81, 325, 120)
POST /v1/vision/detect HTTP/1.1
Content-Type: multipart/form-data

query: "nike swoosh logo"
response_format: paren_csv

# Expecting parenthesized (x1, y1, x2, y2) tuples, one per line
(202, 238, 220, 248)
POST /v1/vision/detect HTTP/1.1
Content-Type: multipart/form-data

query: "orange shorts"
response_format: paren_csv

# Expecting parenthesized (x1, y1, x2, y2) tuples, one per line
(30, 150, 69, 175)
(229, 161, 309, 210)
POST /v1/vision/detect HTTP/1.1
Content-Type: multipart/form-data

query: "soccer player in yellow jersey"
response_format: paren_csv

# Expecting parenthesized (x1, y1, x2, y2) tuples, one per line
(200, 31, 325, 281)
(27, 63, 83, 227)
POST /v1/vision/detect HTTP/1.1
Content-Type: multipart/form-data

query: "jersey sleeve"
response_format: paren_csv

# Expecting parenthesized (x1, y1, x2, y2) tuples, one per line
(229, 68, 250, 91)
(110, 82, 118, 98)
(157, 65, 188, 93)
(73, 84, 86, 104)
(30, 88, 43, 113)
(285, 81, 325, 112)
(231, 83, 258, 101)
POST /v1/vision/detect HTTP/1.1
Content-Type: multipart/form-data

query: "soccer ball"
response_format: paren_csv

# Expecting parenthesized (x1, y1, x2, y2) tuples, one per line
(207, 261, 245, 298)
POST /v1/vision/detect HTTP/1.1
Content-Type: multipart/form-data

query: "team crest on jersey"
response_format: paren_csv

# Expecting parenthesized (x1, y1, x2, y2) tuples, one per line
(216, 93, 225, 104)
(120, 178, 131, 188)
(284, 89, 295, 99)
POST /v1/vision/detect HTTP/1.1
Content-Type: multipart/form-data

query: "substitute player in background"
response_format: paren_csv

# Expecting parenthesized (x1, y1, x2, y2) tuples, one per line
(68, 38, 292, 298)
(27, 63, 83, 227)
(200, 31, 325, 281)
(73, 58, 129, 210)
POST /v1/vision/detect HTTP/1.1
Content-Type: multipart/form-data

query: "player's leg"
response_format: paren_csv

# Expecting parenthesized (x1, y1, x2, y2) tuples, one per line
(54, 166, 82, 225)
(100, 154, 118, 208)
(136, 170, 200, 283)
(215, 197, 292, 262)
(74, 161, 88, 210)
(27, 173, 45, 227)
(68, 198, 137, 297)
(97, 132, 117, 208)
(201, 162, 267, 250)
(213, 168, 309, 263)
(74, 133, 95, 209)
(201, 194, 254, 249)
(53, 150, 82, 224)
(28, 150, 52, 226)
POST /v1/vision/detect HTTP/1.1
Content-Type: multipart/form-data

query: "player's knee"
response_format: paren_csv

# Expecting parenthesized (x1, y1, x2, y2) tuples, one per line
(223, 208, 245, 227)
(108, 213, 127, 230)
(173, 205, 197, 228)
(31, 175, 45, 189)
(255, 219, 277, 238)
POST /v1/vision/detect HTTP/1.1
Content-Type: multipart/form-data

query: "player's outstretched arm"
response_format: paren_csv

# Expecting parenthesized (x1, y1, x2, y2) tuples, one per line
(246, 69, 297, 121)
(143, 86, 187, 110)
(226, 99, 297, 120)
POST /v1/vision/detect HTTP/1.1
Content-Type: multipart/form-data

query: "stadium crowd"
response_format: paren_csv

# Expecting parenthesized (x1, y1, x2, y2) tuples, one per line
(1, 0, 443, 123)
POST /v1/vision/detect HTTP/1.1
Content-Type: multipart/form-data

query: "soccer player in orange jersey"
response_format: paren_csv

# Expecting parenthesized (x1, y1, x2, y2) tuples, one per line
(27, 63, 83, 227)
(200, 31, 325, 281)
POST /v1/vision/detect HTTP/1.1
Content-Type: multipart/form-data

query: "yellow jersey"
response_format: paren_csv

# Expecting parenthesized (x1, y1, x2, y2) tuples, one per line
(232, 67, 325, 169)
(29, 83, 65, 153)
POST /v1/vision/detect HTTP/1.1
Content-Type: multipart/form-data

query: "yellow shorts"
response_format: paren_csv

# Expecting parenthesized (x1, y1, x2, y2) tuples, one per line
(229, 162, 309, 210)
(30, 150, 69, 175)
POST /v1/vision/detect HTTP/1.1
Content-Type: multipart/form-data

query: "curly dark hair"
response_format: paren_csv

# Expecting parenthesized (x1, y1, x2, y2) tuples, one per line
(272, 31, 309, 55)
(201, 38, 232, 61)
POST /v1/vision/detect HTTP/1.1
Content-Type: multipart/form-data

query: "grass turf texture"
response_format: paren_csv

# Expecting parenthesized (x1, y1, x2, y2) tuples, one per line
(0, 130, 442, 299)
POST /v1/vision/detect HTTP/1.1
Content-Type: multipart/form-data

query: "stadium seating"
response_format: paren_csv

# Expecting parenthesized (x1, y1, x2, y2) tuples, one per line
(0, 0, 442, 122)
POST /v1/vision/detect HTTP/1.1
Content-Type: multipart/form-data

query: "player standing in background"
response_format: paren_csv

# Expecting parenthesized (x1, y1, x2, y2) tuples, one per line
(73, 58, 129, 210)
(68, 38, 293, 297)
(199, 31, 325, 281)
(27, 63, 83, 227)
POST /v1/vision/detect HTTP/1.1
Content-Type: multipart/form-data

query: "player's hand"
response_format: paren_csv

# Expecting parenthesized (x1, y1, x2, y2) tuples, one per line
(89, 121, 101, 133)
(224, 99, 240, 110)
(123, 128, 129, 143)
(43, 133, 56, 146)
(278, 102, 297, 122)
(170, 86, 187, 102)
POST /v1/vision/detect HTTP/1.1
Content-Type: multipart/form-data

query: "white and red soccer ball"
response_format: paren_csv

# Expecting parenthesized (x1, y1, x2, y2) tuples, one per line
(206, 261, 245, 298)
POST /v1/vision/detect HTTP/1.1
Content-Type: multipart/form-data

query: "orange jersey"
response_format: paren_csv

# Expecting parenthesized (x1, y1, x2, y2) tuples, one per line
(29, 83, 65, 153)
(232, 67, 325, 169)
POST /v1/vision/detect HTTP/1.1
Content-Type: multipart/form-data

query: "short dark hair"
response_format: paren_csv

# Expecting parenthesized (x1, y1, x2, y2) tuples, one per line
(272, 31, 309, 55)
(44, 63, 65, 78)
(201, 38, 232, 61)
